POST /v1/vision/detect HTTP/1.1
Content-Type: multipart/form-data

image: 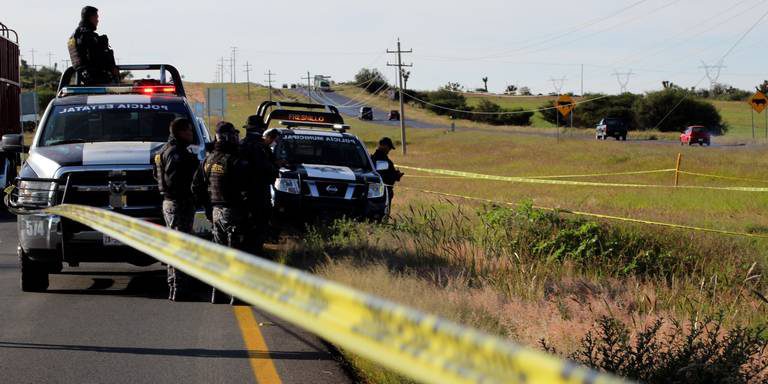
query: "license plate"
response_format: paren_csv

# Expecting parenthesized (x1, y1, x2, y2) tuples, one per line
(103, 234, 122, 246)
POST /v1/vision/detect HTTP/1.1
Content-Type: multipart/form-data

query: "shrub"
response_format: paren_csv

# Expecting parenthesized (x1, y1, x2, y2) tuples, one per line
(542, 315, 768, 383)
(635, 89, 727, 134)
(422, 88, 469, 117)
(540, 93, 640, 129)
(472, 99, 533, 126)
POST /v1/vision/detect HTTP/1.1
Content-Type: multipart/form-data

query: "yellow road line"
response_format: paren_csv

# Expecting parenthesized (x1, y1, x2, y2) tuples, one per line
(233, 306, 282, 384)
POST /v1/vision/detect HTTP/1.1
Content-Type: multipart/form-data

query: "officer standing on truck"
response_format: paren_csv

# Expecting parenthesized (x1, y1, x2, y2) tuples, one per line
(371, 137, 403, 207)
(192, 121, 248, 304)
(67, 6, 119, 85)
(153, 117, 200, 301)
(240, 116, 278, 253)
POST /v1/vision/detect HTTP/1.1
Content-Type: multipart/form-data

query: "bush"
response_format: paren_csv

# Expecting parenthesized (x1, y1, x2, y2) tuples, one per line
(635, 89, 727, 134)
(472, 99, 533, 126)
(542, 315, 768, 383)
(540, 93, 640, 129)
(421, 88, 469, 117)
(354, 68, 389, 94)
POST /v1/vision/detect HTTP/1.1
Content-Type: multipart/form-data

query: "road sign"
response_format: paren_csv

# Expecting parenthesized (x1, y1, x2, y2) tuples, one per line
(749, 91, 767, 114)
(205, 88, 227, 120)
(555, 95, 575, 118)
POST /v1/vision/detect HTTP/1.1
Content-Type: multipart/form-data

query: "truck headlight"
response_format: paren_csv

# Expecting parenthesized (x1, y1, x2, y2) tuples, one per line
(274, 178, 301, 195)
(17, 180, 57, 206)
(367, 182, 385, 199)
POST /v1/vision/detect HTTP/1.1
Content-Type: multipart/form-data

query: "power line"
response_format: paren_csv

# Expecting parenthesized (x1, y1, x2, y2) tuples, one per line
(699, 61, 726, 90)
(387, 38, 413, 156)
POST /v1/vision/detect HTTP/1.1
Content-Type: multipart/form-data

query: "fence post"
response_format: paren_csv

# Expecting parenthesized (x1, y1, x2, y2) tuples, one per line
(674, 152, 682, 187)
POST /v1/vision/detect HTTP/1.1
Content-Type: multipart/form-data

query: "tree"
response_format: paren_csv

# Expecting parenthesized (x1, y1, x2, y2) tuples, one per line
(540, 93, 641, 129)
(504, 84, 518, 95)
(518, 86, 532, 96)
(482, 77, 488, 92)
(354, 68, 388, 94)
(635, 89, 727, 134)
(756, 80, 768, 94)
(443, 82, 463, 92)
(421, 87, 468, 116)
(473, 99, 533, 126)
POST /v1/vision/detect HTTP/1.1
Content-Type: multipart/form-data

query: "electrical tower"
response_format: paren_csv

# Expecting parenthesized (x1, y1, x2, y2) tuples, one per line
(264, 69, 276, 102)
(699, 60, 726, 90)
(218, 57, 226, 83)
(549, 76, 567, 95)
(230, 47, 238, 83)
(611, 70, 634, 93)
(387, 38, 413, 155)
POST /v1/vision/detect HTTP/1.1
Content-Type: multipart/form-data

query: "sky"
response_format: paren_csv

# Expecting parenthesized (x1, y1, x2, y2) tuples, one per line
(4, 0, 768, 95)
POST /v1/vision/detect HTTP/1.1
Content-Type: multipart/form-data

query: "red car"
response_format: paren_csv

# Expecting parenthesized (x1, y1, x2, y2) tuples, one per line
(680, 125, 710, 146)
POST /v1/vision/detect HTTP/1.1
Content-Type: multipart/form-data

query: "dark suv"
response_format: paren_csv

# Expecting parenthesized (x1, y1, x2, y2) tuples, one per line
(595, 117, 627, 141)
(251, 101, 389, 221)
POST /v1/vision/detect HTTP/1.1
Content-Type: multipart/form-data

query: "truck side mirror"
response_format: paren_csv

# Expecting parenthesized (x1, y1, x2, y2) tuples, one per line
(375, 161, 390, 171)
(1, 134, 24, 153)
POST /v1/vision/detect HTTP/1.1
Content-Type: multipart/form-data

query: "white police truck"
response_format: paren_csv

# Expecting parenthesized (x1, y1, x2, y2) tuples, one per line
(4, 64, 211, 291)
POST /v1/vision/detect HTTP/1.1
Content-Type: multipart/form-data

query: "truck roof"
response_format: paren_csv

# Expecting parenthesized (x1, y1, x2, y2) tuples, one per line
(52, 94, 185, 106)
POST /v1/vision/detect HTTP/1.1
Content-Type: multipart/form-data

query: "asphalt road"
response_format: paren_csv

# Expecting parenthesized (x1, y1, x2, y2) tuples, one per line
(0, 211, 350, 384)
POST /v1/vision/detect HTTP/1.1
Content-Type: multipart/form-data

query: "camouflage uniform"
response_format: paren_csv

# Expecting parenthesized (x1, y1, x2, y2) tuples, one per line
(154, 136, 200, 301)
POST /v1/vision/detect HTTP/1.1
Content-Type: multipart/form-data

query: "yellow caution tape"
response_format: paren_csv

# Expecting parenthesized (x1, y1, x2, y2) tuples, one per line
(400, 186, 768, 240)
(525, 168, 675, 179)
(45, 204, 628, 384)
(677, 170, 768, 184)
(399, 165, 768, 192)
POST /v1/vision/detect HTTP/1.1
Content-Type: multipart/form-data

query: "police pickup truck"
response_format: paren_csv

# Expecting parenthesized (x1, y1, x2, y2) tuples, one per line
(3, 64, 211, 292)
(252, 101, 389, 221)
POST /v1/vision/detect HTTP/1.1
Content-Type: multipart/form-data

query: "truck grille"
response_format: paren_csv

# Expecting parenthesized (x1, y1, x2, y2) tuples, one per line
(59, 169, 161, 214)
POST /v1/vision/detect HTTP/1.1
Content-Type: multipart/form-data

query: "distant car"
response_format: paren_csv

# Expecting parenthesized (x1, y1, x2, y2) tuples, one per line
(359, 106, 373, 120)
(282, 84, 288, 89)
(595, 118, 627, 141)
(680, 125, 710, 146)
(388, 110, 400, 121)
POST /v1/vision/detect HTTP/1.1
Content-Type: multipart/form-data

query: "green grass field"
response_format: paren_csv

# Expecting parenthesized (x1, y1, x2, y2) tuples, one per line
(186, 83, 768, 382)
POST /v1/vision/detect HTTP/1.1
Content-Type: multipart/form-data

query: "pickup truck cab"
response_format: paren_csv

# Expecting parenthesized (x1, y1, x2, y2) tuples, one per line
(4, 64, 211, 291)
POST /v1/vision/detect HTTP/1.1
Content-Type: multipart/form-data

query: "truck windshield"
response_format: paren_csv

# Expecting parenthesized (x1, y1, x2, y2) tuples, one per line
(40, 103, 196, 146)
(276, 134, 371, 171)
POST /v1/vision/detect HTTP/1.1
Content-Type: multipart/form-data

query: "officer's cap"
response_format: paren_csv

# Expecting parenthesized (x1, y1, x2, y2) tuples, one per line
(379, 137, 395, 150)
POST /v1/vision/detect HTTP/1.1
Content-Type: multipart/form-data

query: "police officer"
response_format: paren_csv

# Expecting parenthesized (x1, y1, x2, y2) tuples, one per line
(192, 121, 249, 304)
(67, 6, 119, 85)
(240, 116, 278, 254)
(371, 137, 404, 207)
(153, 117, 200, 301)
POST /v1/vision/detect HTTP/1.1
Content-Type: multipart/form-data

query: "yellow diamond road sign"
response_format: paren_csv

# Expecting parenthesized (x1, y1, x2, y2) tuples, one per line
(555, 95, 575, 118)
(749, 91, 767, 114)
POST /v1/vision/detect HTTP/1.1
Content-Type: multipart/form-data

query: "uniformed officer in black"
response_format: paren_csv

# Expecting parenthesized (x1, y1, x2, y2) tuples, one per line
(240, 116, 278, 253)
(67, 6, 119, 85)
(371, 137, 403, 207)
(153, 117, 200, 301)
(192, 121, 249, 304)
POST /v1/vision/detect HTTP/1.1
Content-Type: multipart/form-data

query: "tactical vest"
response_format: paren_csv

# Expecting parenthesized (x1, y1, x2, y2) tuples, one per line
(204, 152, 239, 205)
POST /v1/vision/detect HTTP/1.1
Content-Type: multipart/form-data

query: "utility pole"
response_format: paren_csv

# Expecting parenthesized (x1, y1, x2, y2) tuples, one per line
(301, 71, 312, 102)
(230, 46, 238, 83)
(580, 64, 584, 95)
(218, 57, 226, 83)
(264, 69, 276, 102)
(47, 52, 55, 68)
(243, 62, 253, 100)
(387, 38, 413, 155)
(611, 70, 634, 93)
(699, 60, 726, 91)
(61, 59, 70, 69)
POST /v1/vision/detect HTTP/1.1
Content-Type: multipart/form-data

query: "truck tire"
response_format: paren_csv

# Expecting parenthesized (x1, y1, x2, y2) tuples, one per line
(19, 247, 49, 292)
